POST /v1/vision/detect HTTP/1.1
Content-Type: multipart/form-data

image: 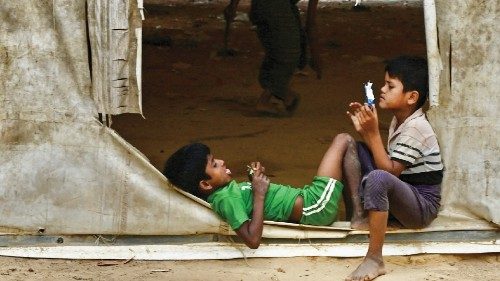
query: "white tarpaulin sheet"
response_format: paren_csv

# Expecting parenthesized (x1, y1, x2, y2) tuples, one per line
(426, 0, 499, 225)
(0, 0, 498, 242)
(87, 0, 143, 115)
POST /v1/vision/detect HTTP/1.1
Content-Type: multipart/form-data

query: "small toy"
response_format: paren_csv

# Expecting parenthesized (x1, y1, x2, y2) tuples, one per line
(247, 165, 254, 181)
(364, 81, 375, 106)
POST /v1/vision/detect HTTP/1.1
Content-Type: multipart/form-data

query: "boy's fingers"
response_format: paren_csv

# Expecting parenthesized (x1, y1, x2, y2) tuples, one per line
(360, 105, 372, 118)
(365, 104, 374, 114)
(356, 108, 365, 119)
(362, 105, 371, 116)
(366, 106, 374, 118)
(349, 102, 363, 109)
(358, 110, 367, 123)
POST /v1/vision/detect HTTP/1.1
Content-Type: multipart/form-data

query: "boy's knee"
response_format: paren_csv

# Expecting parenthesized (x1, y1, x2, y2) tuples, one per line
(366, 170, 392, 184)
(363, 170, 393, 194)
(360, 170, 391, 211)
(333, 133, 356, 146)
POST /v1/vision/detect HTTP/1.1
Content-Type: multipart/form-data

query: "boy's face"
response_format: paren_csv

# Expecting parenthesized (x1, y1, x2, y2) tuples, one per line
(379, 72, 413, 110)
(202, 154, 232, 191)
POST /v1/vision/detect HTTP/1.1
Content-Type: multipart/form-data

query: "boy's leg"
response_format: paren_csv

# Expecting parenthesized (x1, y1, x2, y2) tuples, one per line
(347, 170, 427, 280)
(316, 134, 364, 223)
(341, 138, 364, 223)
(316, 133, 352, 179)
(346, 210, 387, 281)
(361, 170, 426, 228)
(356, 142, 376, 176)
(346, 142, 375, 228)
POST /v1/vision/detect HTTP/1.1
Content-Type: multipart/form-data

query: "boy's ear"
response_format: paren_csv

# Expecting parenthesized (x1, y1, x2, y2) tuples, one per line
(407, 90, 419, 106)
(199, 180, 213, 194)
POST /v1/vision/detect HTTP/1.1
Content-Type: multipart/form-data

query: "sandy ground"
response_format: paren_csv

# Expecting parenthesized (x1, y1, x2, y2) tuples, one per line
(0, 254, 498, 280)
(1, 1, 498, 280)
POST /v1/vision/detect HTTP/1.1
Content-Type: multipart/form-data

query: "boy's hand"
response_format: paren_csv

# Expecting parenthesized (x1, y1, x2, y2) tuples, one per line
(247, 161, 265, 180)
(347, 102, 379, 138)
(249, 161, 266, 173)
(236, 161, 268, 249)
(250, 162, 269, 198)
(347, 102, 364, 133)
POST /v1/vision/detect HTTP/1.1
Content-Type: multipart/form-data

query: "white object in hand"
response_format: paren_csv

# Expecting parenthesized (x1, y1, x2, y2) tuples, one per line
(355, 0, 362, 6)
(364, 81, 375, 106)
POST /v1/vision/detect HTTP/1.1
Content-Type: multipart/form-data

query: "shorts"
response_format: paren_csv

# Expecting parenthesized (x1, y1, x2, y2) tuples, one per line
(299, 176, 344, 226)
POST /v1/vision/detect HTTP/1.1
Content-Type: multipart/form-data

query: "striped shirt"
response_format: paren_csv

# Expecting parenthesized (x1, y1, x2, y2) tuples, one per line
(388, 108, 444, 185)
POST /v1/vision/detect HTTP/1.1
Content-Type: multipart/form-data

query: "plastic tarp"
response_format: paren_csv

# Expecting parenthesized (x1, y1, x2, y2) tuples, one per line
(0, 0, 220, 236)
(0, 0, 497, 241)
(426, 0, 499, 226)
(87, 0, 143, 115)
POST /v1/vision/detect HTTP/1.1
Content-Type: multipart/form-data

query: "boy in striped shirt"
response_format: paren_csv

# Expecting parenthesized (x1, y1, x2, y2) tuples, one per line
(344, 56, 444, 281)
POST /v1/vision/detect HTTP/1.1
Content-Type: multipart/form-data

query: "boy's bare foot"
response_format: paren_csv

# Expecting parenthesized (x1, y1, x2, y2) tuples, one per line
(350, 215, 369, 230)
(345, 256, 386, 281)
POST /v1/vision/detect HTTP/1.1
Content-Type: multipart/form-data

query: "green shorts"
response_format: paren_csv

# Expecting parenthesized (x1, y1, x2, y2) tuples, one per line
(299, 176, 344, 226)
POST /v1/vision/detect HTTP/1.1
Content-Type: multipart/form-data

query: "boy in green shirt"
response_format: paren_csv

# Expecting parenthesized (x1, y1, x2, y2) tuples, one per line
(163, 135, 359, 249)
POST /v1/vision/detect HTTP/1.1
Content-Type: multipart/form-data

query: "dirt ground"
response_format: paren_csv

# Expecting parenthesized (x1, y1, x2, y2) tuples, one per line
(1, 1, 498, 280)
(0, 254, 498, 281)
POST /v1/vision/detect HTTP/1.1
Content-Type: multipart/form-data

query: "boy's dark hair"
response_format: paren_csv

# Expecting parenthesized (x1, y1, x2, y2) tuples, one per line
(163, 143, 211, 199)
(385, 55, 429, 109)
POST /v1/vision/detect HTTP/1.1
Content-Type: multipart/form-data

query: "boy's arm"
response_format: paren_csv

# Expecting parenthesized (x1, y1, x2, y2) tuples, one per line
(235, 162, 269, 249)
(348, 103, 406, 176)
(305, 0, 321, 79)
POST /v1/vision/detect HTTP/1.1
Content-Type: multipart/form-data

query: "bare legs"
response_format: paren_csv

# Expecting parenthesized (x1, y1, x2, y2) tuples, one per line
(319, 134, 389, 280)
(318, 133, 366, 226)
(317, 133, 361, 185)
(340, 136, 367, 229)
(334, 134, 387, 280)
(345, 210, 388, 281)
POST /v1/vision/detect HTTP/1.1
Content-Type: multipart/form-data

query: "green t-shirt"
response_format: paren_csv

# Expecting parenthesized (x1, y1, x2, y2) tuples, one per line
(207, 180, 302, 230)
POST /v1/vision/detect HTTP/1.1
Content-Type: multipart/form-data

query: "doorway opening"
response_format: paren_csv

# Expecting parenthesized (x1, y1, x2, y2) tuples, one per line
(112, 0, 427, 220)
